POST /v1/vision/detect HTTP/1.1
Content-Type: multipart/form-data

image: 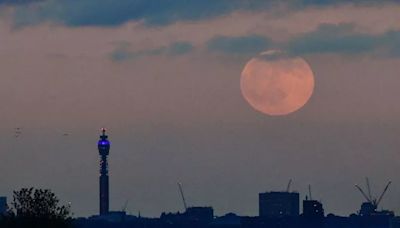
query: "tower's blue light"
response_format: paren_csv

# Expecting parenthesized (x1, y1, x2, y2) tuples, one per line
(98, 140, 110, 146)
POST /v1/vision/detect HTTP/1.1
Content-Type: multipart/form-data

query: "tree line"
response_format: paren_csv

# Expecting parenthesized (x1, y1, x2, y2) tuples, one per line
(0, 187, 71, 228)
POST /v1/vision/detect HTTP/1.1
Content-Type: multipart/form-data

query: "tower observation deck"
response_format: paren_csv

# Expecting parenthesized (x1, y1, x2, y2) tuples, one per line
(98, 128, 110, 215)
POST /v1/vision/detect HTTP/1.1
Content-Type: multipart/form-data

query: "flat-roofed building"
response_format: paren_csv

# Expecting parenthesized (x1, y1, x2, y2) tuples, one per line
(259, 192, 299, 217)
(303, 199, 324, 218)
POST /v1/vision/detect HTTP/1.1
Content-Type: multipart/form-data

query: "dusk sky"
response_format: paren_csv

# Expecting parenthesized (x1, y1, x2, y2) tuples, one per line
(1, 0, 400, 218)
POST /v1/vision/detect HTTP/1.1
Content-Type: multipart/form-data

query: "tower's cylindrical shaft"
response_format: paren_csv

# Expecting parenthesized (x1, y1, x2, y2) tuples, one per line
(99, 177, 109, 214)
(99, 155, 109, 215)
(98, 129, 110, 216)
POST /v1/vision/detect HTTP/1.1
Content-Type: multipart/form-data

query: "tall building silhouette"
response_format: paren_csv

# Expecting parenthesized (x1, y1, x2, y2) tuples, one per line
(98, 128, 110, 215)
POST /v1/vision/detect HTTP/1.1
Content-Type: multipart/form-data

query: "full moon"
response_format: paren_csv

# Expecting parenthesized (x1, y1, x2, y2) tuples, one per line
(240, 52, 315, 116)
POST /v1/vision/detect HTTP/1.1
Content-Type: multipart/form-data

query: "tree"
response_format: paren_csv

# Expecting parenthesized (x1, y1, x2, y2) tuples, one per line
(11, 188, 70, 219)
(1, 187, 72, 228)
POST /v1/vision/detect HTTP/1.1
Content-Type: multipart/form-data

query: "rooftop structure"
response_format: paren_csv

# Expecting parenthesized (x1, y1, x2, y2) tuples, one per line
(259, 191, 299, 217)
(303, 199, 324, 218)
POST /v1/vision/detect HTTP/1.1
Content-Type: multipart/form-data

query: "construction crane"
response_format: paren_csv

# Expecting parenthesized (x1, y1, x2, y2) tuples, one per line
(178, 182, 188, 211)
(355, 178, 392, 210)
(286, 179, 292, 192)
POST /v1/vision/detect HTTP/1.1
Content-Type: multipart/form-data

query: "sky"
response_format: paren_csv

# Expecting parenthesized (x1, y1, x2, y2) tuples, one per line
(1, 0, 400, 218)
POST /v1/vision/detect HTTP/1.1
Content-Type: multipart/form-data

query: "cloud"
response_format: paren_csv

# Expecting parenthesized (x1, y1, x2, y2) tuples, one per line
(207, 35, 271, 56)
(12, 0, 273, 27)
(294, 0, 400, 7)
(9, 0, 400, 28)
(167, 42, 194, 55)
(110, 41, 194, 62)
(385, 31, 400, 57)
(286, 23, 400, 57)
(0, 0, 42, 5)
(202, 24, 400, 59)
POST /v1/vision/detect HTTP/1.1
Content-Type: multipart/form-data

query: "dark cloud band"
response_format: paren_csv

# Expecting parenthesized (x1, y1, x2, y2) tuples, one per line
(0, 0, 43, 5)
(8, 0, 400, 28)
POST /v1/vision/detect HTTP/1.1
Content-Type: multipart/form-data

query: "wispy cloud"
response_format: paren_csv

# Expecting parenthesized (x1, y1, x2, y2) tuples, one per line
(207, 35, 271, 56)
(203, 24, 400, 59)
(286, 23, 400, 57)
(110, 41, 194, 62)
(167, 42, 194, 56)
(110, 24, 400, 61)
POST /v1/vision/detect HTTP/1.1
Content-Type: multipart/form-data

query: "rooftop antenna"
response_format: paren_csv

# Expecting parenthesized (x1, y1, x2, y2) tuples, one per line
(121, 200, 129, 213)
(308, 185, 313, 200)
(178, 182, 188, 211)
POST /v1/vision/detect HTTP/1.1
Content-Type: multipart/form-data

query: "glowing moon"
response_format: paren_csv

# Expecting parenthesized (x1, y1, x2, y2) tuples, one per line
(240, 52, 315, 116)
